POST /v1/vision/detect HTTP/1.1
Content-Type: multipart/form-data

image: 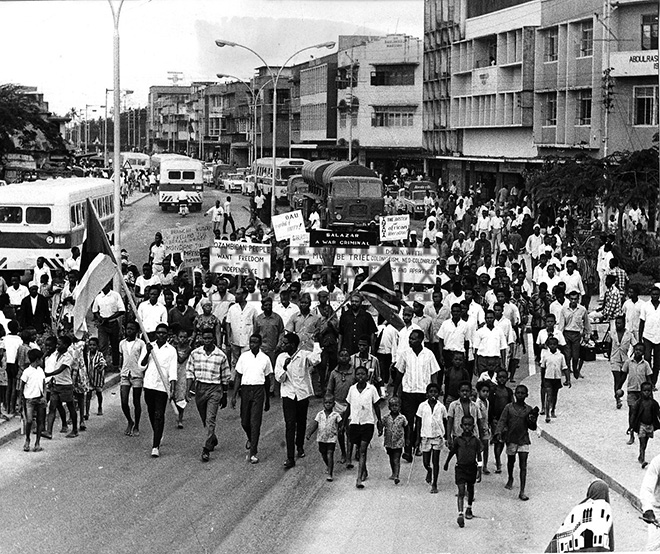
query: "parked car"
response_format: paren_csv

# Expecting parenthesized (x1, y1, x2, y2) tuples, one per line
(395, 188, 415, 214)
(223, 173, 245, 193)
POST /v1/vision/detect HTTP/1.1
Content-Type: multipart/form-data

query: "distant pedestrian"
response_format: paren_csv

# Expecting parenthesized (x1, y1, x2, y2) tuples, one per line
(223, 196, 236, 234)
(621, 343, 653, 445)
(19, 349, 46, 452)
(631, 381, 660, 469)
(305, 394, 342, 481)
(443, 414, 482, 528)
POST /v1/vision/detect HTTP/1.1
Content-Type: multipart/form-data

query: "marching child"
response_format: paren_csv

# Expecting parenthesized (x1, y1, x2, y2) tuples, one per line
(18, 349, 46, 452)
(631, 382, 660, 468)
(475, 380, 491, 474)
(85, 337, 107, 418)
(621, 343, 653, 445)
(540, 337, 567, 422)
(536, 313, 566, 408)
(382, 396, 407, 484)
(415, 382, 448, 493)
(495, 384, 539, 501)
(489, 369, 513, 474)
(306, 394, 342, 481)
(444, 415, 482, 528)
(610, 315, 633, 409)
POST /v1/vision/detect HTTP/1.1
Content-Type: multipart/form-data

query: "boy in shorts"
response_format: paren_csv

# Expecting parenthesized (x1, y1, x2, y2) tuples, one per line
(632, 382, 660, 468)
(489, 369, 513, 474)
(622, 343, 653, 445)
(444, 415, 482, 528)
(382, 396, 407, 484)
(19, 349, 46, 452)
(119, 321, 146, 437)
(306, 394, 342, 481)
(494, 384, 539, 501)
(415, 382, 448, 493)
(475, 380, 491, 474)
(540, 337, 567, 422)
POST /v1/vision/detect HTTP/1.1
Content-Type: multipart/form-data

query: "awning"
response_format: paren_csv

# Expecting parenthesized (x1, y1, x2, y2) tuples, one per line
(432, 155, 544, 164)
(290, 144, 318, 150)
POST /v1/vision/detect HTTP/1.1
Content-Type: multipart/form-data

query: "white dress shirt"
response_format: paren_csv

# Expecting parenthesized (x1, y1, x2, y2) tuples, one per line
(226, 302, 258, 347)
(275, 344, 321, 400)
(346, 383, 380, 425)
(137, 301, 168, 333)
(143, 342, 178, 392)
(393, 323, 421, 365)
(473, 325, 507, 357)
(273, 301, 300, 328)
(92, 290, 126, 318)
(397, 347, 440, 394)
(641, 301, 660, 343)
(235, 350, 273, 385)
(437, 318, 468, 352)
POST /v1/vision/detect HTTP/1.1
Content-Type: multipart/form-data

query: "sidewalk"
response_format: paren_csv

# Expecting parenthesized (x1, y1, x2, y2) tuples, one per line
(522, 352, 655, 512)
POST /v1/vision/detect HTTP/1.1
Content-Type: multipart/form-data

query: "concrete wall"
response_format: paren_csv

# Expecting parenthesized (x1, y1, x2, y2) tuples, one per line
(463, 128, 538, 157)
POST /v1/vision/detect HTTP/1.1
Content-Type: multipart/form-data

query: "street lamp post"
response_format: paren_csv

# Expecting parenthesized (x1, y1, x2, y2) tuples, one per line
(215, 40, 335, 220)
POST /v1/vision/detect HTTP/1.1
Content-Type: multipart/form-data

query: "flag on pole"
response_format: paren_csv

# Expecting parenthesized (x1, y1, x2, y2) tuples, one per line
(359, 260, 405, 331)
(72, 199, 117, 339)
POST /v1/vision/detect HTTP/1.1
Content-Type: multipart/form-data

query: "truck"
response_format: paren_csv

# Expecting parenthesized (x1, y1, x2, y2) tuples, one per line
(297, 160, 384, 228)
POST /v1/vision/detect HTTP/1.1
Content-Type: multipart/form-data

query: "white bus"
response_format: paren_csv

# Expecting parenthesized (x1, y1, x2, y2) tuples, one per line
(251, 157, 307, 202)
(120, 152, 151, 171)
(152, 155, 204, 212)
(0, 177, 115, 271)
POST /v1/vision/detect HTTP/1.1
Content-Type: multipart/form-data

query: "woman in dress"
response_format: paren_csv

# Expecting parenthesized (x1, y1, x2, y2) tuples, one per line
(192, 299, 220, 347)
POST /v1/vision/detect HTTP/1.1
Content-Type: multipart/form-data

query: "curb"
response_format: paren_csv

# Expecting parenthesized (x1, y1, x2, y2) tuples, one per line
(539, 428, 642, 513)
(0, 373, 122, 449)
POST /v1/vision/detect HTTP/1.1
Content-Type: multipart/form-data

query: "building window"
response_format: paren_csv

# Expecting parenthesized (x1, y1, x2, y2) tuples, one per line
(208, 117, 222, 136)
(579, 20, 593, 57)
(634, 86, 659, 126)
(336, 66, 359, 90)
(339, 111, 346, 128)
(642, 14, 659, 50)
(576, 90, 592, 125)
(371, 106, 415, 127)
(370, 65, 416, 86)
(544, 27, 559, 62)
(545, 93, 557, 126)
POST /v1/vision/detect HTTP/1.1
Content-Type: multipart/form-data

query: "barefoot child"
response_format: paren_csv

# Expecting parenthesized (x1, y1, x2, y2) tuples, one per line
(382, 396, 407, 484)
(622, 343, 653, 445)
(495, 384, 539, 501)
(540, 337, 567, 422)
(415, 382, 448, 493)
(19, 349, 46, 452)
(610, 315, 633, 409)
(632, 382, 660, 468)
(444, 415, 482, 528)
(306, 394, 342, 481)
(343, 366, 383, 489)
(326, 348, 355, 465)
(85, 337, 107, 417)
(475, 380, 491, 474)
(119, 321, 146, 437)
(489, 369, 513, 474)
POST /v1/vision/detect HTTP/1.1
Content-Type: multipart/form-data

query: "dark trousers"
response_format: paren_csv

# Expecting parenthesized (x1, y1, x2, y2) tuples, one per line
(144, 388, 168, 448)
(282, 396, 309, 461)
(240, 385, 265, 457)
(531, 327, 542, 361)
(376, 353, 392, 385)
(196, 382, 224, 452)
(315, 347, 336, 396)
(223, 213, 236, 234)
(645, 339, 660, 386)
(401, 391, 426, 456)
(564, 330, 582, 377)
(98, 320, 121, 369)
(5, 363, 18, 414)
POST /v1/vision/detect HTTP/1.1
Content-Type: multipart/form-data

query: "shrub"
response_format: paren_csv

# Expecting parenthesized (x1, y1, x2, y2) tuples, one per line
(639, 257, 660, 281)
(629, 272, 657, 295)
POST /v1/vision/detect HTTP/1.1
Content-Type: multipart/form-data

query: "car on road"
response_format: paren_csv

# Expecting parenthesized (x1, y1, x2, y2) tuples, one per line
(223, 173, 245, 193)
(394, 187, 415, 215)
(409, 181, 436, 219)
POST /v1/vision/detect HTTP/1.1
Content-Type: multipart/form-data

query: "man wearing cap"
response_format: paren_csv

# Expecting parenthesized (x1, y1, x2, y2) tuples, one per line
(92, 281, 126, 371)
(20, 282, 51, 336)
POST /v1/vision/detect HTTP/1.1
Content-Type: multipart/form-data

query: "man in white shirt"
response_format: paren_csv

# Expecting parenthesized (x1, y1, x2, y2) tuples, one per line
(275, 333, 322, 468)
(623, 284, 642, 344)
(640, 287, 660, 387)
(141, 323, 178, 458)
(232, 334, 272, 464)
(273, 288, 300, 328)
(393, 306, 421, 369)
(397, 329, 441, 462)
(223, 195, 236, 234)
(640, 453, 660, 550)
(473, 310, 507, 377)
(525, 225, 544, 266)
(226, 287, 258, 381)
(7, 274, 29, 319)
(92, 281, 126, 370)
(559, 259, 585, 299)
(32, 257, 51, 288)
(137, 288, 168, 341)
(205, 199, 224, 234)
(308, 205, 321, 230)
(135, 263, 161, 301)
(437, 303, 469, 370)
(64, 246, 81, 274)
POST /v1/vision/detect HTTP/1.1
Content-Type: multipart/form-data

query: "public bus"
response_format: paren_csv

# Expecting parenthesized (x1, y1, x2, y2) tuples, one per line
(152, 154, 204, 212)
(0, 177, 115, 272)
(251, 157, 307, 203)
(119, 152, 151, 171)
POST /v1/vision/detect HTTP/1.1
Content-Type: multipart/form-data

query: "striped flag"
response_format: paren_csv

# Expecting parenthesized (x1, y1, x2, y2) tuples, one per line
(359, 261, 405, 331)
(72, 199, 117, 339)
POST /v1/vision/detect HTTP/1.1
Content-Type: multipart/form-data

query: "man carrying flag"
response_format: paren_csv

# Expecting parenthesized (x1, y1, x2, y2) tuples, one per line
(358, 260, 405, 332)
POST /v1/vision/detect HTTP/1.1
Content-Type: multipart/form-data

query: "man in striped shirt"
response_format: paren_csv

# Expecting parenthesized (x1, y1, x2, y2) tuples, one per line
(186, 329, 231, 463)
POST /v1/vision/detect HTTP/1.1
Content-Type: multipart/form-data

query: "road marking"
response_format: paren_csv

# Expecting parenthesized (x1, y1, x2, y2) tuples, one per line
(527, 332, 535, 376)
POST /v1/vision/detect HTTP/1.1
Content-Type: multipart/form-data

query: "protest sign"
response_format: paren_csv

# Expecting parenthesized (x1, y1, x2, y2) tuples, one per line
(162, 223, 213, 253)
(310, 229, 378, 248)
(272, 210, 305, 241)
(210, 240, 271, 278)
(379, 215, 410, 241)
(335, 246, 437, 284)
(288, 246, 326, 265)
(289, 231, 310, 246)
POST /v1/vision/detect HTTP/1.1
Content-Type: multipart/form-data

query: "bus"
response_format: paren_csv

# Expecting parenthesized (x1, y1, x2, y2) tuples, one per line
(0, 177, 115, 272)
(251, 158, 307, 203)
(152, 154, 204, 212)
(119, 152, 151, 171)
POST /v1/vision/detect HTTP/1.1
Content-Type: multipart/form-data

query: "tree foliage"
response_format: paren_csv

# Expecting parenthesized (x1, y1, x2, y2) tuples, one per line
(0, 83, 66, 159)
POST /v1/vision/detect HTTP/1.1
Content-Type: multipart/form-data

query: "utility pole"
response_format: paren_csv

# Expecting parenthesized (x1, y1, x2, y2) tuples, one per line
(347, 51, 356, 162)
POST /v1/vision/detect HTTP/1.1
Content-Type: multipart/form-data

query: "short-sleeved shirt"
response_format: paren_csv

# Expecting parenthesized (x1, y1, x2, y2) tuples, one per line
(622, 358, 653, 392)
(383, 413, 407, 449)
(541, 349, 568, 380)
(346, 382, 380, 425)
(437, 319, 469, 352)
(416, 400, 448, 439)
(641, 301, 660, 343)
(235, 350, 273, 385)
(92, 290, 126, 318)
(397, 347, 440, 394)
(52, 350, 74, 386)
(315, 410, 342, 443)
(447, 399, 480, 439)
(21, 365, 45, 398)
(119, 338, 146, 379)
(451, 434, 482, 466)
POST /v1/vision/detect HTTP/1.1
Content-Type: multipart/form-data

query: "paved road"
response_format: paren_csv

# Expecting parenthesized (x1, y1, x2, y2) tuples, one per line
(0, 196, 648, 553)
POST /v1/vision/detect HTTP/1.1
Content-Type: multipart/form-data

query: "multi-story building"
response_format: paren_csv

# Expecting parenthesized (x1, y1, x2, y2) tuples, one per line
(147, 85, 192, 154)
(422, 0, 658, 194)
(336, 34, 424, 175)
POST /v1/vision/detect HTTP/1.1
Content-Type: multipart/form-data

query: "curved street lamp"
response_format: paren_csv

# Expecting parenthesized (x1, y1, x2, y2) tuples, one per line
(215, 40, 335, 220)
